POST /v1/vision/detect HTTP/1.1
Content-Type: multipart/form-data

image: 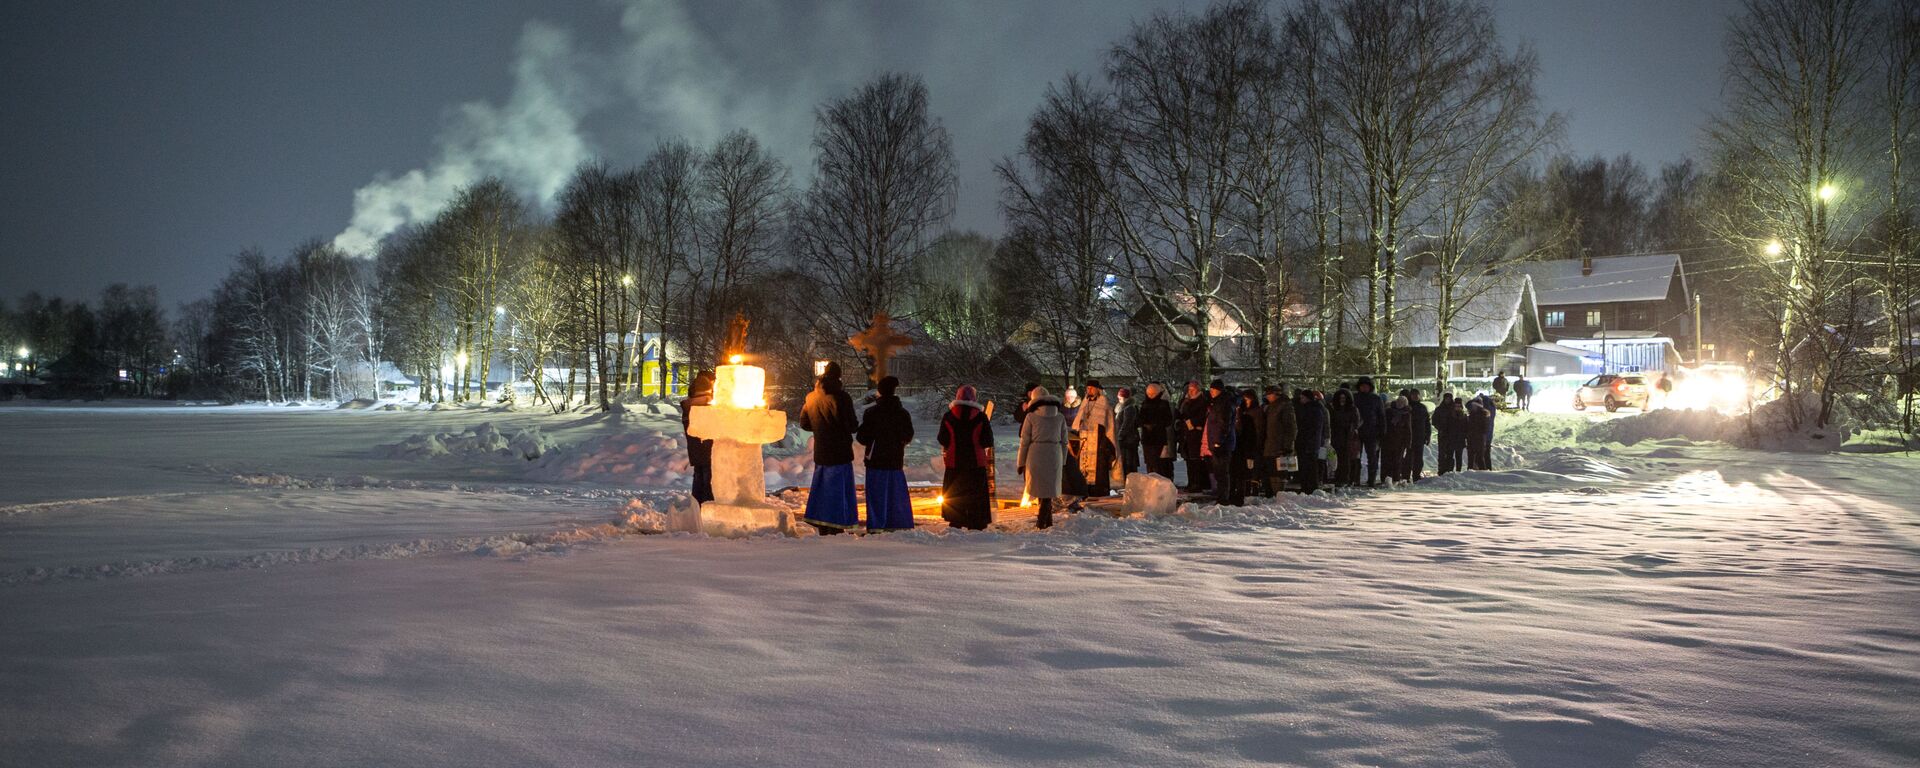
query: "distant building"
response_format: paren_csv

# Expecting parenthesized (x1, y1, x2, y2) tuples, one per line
(1341, 267, 1544, 379)
(1514, 253, 1692, 347)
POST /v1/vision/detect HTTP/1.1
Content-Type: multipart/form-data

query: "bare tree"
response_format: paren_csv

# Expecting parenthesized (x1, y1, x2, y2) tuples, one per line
(687, 130, 791, 367)
(997, 75, 1121, 383)
(793, 72, 957, 380)
(634, 140, 701, 394)
(1708, 0, 1878, 428)
(1425, 37, 1560, 392)
(1311, 0, 1530, 372)
(1102, 0, 1279, 380)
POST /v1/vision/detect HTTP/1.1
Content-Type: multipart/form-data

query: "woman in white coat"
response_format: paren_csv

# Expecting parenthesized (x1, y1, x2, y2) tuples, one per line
(1018, 386, 1068, 529)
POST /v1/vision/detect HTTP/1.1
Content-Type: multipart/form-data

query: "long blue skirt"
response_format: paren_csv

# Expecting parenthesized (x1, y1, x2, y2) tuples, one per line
(805, 463, 859, 530)
(863, 469, 915, 531)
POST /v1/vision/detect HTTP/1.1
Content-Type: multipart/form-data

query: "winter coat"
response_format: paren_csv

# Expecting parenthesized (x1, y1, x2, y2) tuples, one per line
(800, 375, 858, 466)
(1477, 395, 1498, 439)
(1436, 402, 1468, 447)
(1466, 402, 1491, 444)
(1327, 398, 1360, 453)
(1383, 402, 1413, 455)
(679, 391, 713, 468)
(1293, 398, 1327, 456)
(1493, 375, 1511, 396)
(1203, 392, 1238, 456)
(938, 401, 994, 470)
(1115, 399, 1141, 447)
(1178, 393, 1210, 457)
(1409, 399, 1432, 445)
(1262, 398, 1297, 457)
(1514, 379, 1533, 398)
(855, 394, 914, 471)
(1234, 403, 1264, 461)
(1017, 397, 1067, 499)
(1138, 395, 1175, 449)
(1354, 378, 1385, 440)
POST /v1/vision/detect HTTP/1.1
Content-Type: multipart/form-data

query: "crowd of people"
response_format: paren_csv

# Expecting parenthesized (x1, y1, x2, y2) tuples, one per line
(681, 363, 1512, 535)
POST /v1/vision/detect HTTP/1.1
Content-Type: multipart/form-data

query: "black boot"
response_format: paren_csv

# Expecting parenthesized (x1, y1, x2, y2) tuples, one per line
(1037, 498, 1053, 529)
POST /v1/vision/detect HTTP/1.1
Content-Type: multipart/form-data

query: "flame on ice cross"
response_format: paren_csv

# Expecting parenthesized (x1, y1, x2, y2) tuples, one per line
(848, 312, 913, 385)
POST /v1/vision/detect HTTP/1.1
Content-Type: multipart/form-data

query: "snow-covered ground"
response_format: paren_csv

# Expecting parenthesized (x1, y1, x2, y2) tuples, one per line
(2, 402, 1917, 767)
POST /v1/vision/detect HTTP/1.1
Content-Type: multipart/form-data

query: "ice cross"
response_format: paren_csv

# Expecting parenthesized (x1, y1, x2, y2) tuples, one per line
(847, 312, 913, 385)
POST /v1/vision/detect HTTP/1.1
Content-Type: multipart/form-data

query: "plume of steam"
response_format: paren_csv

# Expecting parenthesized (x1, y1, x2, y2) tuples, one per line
(332, 0, 817, 257)
(332, 22, 588, 256)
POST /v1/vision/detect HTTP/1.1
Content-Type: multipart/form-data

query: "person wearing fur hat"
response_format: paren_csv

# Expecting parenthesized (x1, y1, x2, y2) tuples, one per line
(938, 384, 995, 530)
(679, 370, 717, 503)
(1072, 379, 1119, 497)
(1017, 386, 1068, 529)
(800, 361, 859, 533)
(856, 375, 915, 532)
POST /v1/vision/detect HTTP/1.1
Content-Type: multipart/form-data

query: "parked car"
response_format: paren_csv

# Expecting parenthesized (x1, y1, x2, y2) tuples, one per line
(1573, 373, 1649, 412)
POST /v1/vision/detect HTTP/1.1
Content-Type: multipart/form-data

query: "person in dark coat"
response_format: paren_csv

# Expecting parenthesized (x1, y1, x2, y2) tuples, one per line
(679, 370, 716, 504)
(801, 361, 859, 533)
(1318, 389, 1336, 483)
(1478, 393, 1498, 469)
(1137, 382, 1176, 479)
(1015, 381, 1040, 427)
(1202, 379, 1238, 503)
(1381, 395, 1412, 483)
(1514, 375, 1533, 410)
(855, 375, 915, 532)
(1436, 393, 1467, 474)
(1404, 388, 1431, 482)
(938, 384, 995, 530)
(1327, 388, 1361, 487)
(1493, 372, 1511, 397)
(1292, 389, 1325, 494)
(1115, 387, 1141, 481)
(1466, 397, 1492, 471)
(1353, 376, 1386, 486)
(1261, 385, 1297, 495)
(1177, 380, 1211, 493)
(1232, 389, 1264, 503)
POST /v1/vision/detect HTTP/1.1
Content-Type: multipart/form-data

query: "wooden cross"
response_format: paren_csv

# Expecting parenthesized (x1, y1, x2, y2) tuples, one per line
(847, 312, 913, 385)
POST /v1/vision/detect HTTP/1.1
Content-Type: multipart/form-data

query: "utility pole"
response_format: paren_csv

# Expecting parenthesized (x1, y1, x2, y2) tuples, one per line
(1693, 292, 1703, 363)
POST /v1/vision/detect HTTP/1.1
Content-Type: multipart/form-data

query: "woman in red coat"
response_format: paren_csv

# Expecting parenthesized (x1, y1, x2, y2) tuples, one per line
(938, 385, 996, 530)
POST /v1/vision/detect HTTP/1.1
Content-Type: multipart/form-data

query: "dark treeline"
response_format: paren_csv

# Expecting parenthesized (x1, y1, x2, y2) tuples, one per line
(5, 0, 1916, 430)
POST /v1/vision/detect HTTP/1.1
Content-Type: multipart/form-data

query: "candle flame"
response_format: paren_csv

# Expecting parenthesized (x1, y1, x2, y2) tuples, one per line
(729, 354, 744, 365)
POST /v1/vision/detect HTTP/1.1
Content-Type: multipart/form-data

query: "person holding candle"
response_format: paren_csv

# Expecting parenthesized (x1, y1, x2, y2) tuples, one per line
(855, 375, 915, 532)
(938, 384, 995, 530)
(801, 361, 859, 534)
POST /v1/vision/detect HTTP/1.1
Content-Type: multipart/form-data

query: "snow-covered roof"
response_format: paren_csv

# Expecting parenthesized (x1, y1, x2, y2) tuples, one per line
(1528, 341, 1600, 358)
(1341, 268, 1538, 349)
(1514, 253, 1685, 306)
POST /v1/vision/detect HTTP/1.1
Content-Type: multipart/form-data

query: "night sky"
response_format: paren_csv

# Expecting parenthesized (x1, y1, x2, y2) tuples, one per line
(0, 0, 1739, 308)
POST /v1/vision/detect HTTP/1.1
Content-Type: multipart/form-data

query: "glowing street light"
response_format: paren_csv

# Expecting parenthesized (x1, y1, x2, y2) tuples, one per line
(494, 305, 506, 316)
(1764, 239, 1785, 257)
(15, 346, 26, 359)
(620, 274, 634, 288)
(455, 350, 469, 370)
(1817, 183, 1839, 202)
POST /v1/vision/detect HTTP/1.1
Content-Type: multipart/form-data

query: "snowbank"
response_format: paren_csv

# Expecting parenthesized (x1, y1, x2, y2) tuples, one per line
(373, 422, 557, 461)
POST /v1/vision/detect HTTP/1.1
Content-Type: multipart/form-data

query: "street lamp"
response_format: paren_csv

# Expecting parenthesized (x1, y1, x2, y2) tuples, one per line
(1764, 239, 1785, 257)
(1817, 183, 1838, 202)
(494, 305, 506, 316)
(15, 346, 26, 359)
(620, 274, 634, 288)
